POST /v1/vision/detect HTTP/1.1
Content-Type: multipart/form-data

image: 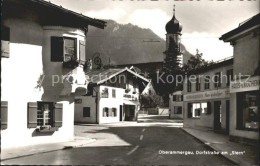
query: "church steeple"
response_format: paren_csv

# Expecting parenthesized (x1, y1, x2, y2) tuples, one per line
(165, 5, 182, 34)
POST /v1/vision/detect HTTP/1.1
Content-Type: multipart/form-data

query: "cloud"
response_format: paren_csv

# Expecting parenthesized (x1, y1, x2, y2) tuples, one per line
(84, 8, 127, 22)
(181, 32, 233, 61)
(128, 9, 170, 38)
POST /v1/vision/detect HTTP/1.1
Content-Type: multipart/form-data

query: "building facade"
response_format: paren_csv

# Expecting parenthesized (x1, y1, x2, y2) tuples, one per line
(169, 91, 183, 119)
(1, 0, 105, 148)
(183, 58, 233, 133)
(74, 68, 150, 124)
(220, 13, 259, 143)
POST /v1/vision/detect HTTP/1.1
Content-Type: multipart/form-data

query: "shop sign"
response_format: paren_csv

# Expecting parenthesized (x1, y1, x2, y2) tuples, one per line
(184, 89, 230, 102)
(230, 76, 260, 93)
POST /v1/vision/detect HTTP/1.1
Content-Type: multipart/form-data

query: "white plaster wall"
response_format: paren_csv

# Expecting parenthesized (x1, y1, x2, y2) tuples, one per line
(74, 96, 97, 123)
(98, 86, 124, 124)
(1, 19, 80, 148)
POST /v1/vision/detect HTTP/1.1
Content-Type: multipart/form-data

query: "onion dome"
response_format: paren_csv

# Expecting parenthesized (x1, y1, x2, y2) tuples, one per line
(165, 5, 182, 34)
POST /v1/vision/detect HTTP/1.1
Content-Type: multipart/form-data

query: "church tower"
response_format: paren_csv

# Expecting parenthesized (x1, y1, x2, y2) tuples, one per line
(163, 5, 183, 73)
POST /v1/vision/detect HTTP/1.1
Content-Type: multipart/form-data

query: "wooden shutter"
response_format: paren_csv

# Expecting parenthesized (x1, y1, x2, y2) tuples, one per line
(27, 102, 38, 128)
(79, 40, 86, 65)
(187, 103, 192, 118)
(1, 101, 8, 130)
(207, 102, 212, 114)
(51, 37, 63, 62)
(53, 103, 63, 127)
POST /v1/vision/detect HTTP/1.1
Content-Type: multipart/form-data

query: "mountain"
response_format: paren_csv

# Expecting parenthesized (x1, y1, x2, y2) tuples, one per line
(85, 20, 193, 66)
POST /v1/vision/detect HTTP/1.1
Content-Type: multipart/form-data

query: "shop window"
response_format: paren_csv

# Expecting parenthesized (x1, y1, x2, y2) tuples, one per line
(174, 106, 182, 114)
(204, 75, 210, 90)
(187, 80, 192, 92)
(101, 88, 109, 98)
(214, 72, 221, 88)
(83, 107, 90, 117)
(196, 77, 201, 91)
(103, 107, 109, 117)
(226, 69, 233, 86)
(27, 102, 63, 128)
(193, 103, 201, 117)
(51, 37, 85, 67)
(1, 101, 8, 130)
(112, 108, 117, 117)
(237, 91, 259, 131)
(201, 102, 208, 114)
(112, 89, 116, 98)
(1, 26, 10, 58)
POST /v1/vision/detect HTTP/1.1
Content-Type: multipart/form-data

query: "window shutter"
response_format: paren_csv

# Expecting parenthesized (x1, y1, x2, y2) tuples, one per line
(53, 103, 63, 127)
(173, 95, 177, 101)
(1, 101, 8, 130)
(188, 103, 192, 118)
(51, 37, 63, 62)
(207, 102, 212, 114)
(79, 40, 86, 65)
(27, 102, 38, 128)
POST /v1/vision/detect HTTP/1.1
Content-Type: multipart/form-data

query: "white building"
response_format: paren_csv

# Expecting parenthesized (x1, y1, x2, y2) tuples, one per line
(74, 68, 150, 124)
(169, 91, 183, 119)
(1, 0, 105, 148)
(220, 13, 259, 144)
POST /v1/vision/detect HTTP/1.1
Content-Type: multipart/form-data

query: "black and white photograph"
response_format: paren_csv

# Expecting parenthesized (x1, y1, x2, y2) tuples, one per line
(1, 0, 259, 165)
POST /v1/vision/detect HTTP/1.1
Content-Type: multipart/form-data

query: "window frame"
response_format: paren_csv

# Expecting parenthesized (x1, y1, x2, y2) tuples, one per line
(187, 79, 192, 92)
(83, 107, 91, 117)
(196, 77, 201, 91)
(226, 69, 233, 86)
(204, 75, 210, 90)
(214, 72, 222, 88)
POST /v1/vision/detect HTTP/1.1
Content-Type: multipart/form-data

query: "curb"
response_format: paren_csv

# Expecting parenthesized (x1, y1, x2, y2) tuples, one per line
(1, 138, 96, 161)
(181, 128, 238, 166)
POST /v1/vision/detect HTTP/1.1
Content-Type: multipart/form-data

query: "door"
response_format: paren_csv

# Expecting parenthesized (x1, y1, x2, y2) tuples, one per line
(226, 100, 230, 134)
(120, 105, 123, 121)
(214, 101, 221, 131)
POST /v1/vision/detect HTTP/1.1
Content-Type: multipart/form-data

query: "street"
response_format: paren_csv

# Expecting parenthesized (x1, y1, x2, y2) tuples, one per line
(3, 115, 234, 165)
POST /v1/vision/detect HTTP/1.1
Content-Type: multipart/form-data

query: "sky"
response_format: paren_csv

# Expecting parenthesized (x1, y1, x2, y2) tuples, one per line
(48, 0, 259, 61)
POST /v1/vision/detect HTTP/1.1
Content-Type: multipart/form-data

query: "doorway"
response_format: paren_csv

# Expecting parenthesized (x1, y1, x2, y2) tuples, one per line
(226, 100, 230, 134)
(214, 101, 222, 131)
(120, 105, 123, 121)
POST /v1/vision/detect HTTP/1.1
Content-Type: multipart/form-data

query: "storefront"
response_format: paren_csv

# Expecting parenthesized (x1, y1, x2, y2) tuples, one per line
(183, 88, 230, 132)
(229, 76, 259, 143)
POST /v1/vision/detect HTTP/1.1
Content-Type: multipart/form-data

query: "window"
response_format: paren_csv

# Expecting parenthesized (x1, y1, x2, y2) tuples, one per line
(51, 37, 86, 67)
(83, 107, 90, 117)
(112, 89, 116, 98)
(187, 102, 210, 118)
(101, 88, 109, 98)
(214, 72, 221, 88)
(187, 80, 192, 92)
(237, 91, 259, 131)
(174, 106, 182, 114)
(204, 75, 210, 90)
(37, 102, 54, 127)
(173, 95, 183, 102)
(103, 107, 109, 117)
(1, 26, 10, 58)
(1, 101, 8, 130)
(226, 69, 233, 86)
(196, 77, 201, 91)
(28, 102, 63, 128)
(112, 108, 117, 117)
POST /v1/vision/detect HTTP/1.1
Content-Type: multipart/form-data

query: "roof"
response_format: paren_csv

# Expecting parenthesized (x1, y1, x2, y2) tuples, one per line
(86, 67, 150, 85)
(2, 0, 106, 29)
(188, 57, 233, 75)
(220, 13, 260, 41)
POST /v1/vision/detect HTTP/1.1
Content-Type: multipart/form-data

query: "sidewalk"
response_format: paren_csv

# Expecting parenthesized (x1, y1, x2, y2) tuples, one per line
(1, 136, 96, 161)
(182, 127, 259, 166)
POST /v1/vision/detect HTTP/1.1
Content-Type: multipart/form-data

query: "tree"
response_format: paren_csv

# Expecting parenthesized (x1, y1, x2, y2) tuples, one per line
(182, 49, 214, 72)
